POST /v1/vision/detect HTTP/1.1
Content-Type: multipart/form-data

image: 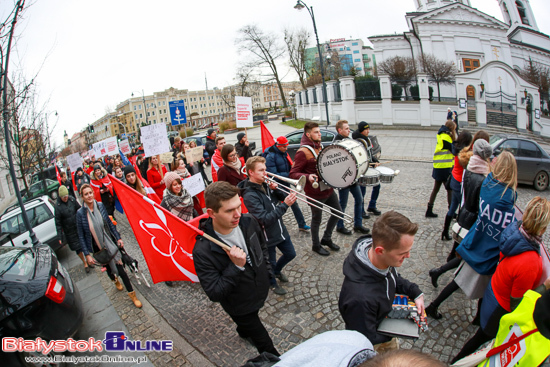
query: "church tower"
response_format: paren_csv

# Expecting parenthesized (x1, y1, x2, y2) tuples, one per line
(414, 0, 471, 12)
(497, 0, 539, 31)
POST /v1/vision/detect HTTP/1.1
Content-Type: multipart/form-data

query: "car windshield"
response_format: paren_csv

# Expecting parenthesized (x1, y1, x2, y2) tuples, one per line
(0, 248, 34, 280)
(489, 135, 505, 149)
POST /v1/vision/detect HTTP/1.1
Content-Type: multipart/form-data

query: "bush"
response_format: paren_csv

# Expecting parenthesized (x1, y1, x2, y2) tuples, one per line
(178, 128, 194, 138)
(391, 84, 403, 100)
(219, 121, 237, 133)
(410, 85, 420, 101)
(284, 110, 292, 117)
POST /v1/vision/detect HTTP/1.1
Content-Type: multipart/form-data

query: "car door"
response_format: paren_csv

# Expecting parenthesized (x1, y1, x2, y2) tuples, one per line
(517, 140, 542, 184)
(31, 204, 56, 245)
(286, 131, 305, 160)
(0, 213, 30, 247)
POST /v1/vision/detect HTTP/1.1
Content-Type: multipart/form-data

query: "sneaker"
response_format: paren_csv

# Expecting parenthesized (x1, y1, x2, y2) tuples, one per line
(367, 208, 382, 216)
(271, 284, 287, 295)
(275, 273, 289, 282)
(336, 227, 352, 235)
(299, 225, 311, 232)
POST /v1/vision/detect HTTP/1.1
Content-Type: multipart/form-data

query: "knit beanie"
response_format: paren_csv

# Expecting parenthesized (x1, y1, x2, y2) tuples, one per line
(123, 165, 136, 178)
(58, 185, 69, 197)
(357, 121, 370, 132)
(473, 139, 492, 160)
(93, 164, 102, 171)
(164, 171, 180, 190)
(237, 132, 246, 142)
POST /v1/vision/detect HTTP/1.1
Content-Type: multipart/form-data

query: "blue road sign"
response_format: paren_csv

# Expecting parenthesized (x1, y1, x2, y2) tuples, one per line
(169, 100, 187, 126)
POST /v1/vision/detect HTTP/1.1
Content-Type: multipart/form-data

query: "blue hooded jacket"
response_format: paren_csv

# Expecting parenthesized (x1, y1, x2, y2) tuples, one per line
(456, 173, 517, 275)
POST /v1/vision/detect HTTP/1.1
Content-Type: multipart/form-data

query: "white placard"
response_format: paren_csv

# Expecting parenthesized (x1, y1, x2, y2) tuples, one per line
(181, 173, 205, 197)
(235, 96, 253, 128)
(67, 153, 83, 172)
(141, 124, 171, 157)
(93, 137, 118, 158)
(120, 139, 131, 155)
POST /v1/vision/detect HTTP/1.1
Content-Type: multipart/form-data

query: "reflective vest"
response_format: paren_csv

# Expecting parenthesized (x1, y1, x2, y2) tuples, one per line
(433, 133, 454, 169)
(478, 290, 550, 367)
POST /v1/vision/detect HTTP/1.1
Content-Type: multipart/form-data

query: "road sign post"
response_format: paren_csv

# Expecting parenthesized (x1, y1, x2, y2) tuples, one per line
(169, 100, 188, 138)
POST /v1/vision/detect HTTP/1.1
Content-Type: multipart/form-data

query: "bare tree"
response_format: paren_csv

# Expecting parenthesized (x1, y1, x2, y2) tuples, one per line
(236, 24, 287, 107)
(284, 28, 311, 90)
(518, 58, 550, 97)
(377, 56, 417, 98)
(418, 54, 456, 102)
(220, 66, 260, 110)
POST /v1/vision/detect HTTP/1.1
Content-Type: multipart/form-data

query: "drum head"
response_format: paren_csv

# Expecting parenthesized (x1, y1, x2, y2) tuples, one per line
(317, 145, 359, 188)
(375, 166, 394, 175)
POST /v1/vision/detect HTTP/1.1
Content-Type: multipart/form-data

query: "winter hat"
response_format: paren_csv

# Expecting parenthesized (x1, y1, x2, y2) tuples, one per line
(276, 136, 289, 146)
(357, 121, 370, 132)
(237, 132, 246, 142)
(164, 171, 180, 190)
(93, 164, 102, 171)
(76, 167, 83, 173)
(207, 128, 216, 136)
(533, 289, 550, 339)
(58, 185, 69, 197)
(473, 139, 492, 160)
(123, 165, 136, 178)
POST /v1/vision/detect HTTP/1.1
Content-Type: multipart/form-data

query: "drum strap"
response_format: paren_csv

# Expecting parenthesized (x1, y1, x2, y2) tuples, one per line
(301, 145, 319, 159)
(300, 145, 330, 191)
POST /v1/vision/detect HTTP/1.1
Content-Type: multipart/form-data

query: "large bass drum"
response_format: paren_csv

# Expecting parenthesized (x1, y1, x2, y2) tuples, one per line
(317, 139, 370, 188)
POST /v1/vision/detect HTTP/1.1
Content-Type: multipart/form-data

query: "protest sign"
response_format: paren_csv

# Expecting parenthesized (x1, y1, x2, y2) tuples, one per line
(235, 96, 253, 128)
(93, 137, 118, 158)
(160, 152, 174, 164)
(120, 139, 131, 155)
(182, 173, 205, 197)
(66, 153, 83, 172)
(184, 147, 203, 163)
(141, 124, 171, 157)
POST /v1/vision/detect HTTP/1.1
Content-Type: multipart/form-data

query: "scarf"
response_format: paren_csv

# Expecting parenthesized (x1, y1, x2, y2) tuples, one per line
(86, 201, 121, 274)
(162, 188, 194, 221)
(224, 158, 242, 173)
(176, 165, 190, 178)
(467, 155, 490, 175)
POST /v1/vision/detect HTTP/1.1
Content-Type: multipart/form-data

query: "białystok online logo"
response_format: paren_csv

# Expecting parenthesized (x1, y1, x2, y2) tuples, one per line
(2, 331, 173, 354)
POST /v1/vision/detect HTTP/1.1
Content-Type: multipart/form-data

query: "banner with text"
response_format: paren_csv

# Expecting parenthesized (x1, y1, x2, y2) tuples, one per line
(235, 96, 253, 128)
(67, 153, 83, 172)
(141, 123, 171, 157)
(93, 137, 118, 158)
(119, 139, 131, 155)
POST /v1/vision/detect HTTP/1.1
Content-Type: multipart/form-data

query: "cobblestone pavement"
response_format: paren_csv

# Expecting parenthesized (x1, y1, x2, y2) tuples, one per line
(111, 158, 549, 366)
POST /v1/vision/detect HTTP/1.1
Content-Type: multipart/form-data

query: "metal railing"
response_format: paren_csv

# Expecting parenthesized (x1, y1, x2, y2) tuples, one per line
(334, 81, 342, 102)
(355, 79, 381, 101)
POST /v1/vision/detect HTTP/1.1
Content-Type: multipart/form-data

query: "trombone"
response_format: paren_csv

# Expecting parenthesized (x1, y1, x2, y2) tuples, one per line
(264, 172, 353, 224)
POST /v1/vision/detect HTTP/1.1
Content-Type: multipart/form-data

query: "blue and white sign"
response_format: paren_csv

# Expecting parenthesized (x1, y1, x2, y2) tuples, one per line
(169, 100, 187, 126)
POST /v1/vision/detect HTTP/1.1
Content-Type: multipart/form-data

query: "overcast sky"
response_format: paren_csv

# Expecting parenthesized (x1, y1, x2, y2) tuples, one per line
(5, 0, 550, 145)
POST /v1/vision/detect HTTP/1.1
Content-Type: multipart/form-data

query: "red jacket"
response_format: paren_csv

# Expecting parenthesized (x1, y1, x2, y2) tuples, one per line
(90, 169, 113, 203)
(217, 162, 246, 186)
(211, 150, 223, 182)
(147, 165, 168, 199)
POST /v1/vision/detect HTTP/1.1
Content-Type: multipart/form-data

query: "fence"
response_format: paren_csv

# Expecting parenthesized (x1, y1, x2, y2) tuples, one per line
(355, 78, 381, 101)
(334, 81, 342, 102)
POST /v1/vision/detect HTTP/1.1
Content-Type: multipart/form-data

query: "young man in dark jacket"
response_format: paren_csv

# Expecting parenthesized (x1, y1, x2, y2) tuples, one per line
(193, 181, 279, 356)
(339, 211, 424, 348)
(204, 128, 217, 164)
(264, 136, 310, 232)
(238, 156, 297, 295)
(289, 122, 342, 256)
(334, 120, 370, 235)
(352, 121, 382, 217)
(235, 132, 253, 162)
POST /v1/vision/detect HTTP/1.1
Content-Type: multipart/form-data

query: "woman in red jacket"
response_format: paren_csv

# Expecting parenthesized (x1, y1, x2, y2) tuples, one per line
(146, 155, 167, 199)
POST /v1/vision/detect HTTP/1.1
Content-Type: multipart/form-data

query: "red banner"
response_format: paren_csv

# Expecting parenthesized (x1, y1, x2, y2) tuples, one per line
(110, 175, 205, 284)
(260, 121, 275, 152)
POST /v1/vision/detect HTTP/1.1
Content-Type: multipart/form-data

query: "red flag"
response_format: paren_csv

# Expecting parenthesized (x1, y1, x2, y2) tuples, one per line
(260, 121, 275, 152)
(131, 160, 161, 204)
(55, 165, 63, 185)
(71, 172, 77, 192)
(110, 175, 204, 284)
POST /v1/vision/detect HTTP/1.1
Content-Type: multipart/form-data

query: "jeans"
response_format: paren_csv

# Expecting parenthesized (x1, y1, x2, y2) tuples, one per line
(229, 311, 279, 356)
(360, 184, 381, 214)
(106, 263, 133, 292)
(337, 184, 363, 228)
(447, 176, 462, 217)
(268, 237, 296, 285)
(309, 192, 341, 247)
(290, 201, 306, 228)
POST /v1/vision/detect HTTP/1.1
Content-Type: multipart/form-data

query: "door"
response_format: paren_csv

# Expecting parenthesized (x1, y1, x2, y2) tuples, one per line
(466, 85, 475, 100)
(517, 140, 542, 183)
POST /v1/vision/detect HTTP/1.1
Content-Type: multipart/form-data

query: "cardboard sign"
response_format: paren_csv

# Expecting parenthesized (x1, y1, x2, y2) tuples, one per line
(141, 124, 171, 157)
(182, 173, 205, 197)
(235, 96, 253, 128)
(66, 153, 83, 172)
(119, 139, 131, 155)
(160, 152, 174, 164)
(184, 147, 203, 163)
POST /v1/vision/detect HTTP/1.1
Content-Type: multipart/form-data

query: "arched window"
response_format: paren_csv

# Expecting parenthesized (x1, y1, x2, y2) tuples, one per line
(515, 1, 530, 25)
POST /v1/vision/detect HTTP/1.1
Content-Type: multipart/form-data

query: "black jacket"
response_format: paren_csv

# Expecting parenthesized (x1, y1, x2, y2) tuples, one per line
(238, 179, 289, 248)
(205, 137, 216, 159)
(54, 196, 81, 244)
(351, 131, 379, 163)
(338, 236, 423, 345)
(457, 170, 486, 230)
(235, 141, 252, 161)
(193, 215, 272, 316)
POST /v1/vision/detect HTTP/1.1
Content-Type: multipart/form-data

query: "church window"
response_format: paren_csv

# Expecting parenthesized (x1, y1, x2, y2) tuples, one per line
(515, 1, 530, 25)
(462, 58, 480, 72)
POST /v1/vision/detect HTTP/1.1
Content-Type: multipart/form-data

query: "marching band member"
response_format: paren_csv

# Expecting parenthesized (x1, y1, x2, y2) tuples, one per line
(334, 120, 370, 235)
(289, 122, 341, 256)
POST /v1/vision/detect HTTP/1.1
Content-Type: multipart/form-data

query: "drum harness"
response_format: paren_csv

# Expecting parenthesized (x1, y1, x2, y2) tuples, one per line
(300, 144, 330, 191)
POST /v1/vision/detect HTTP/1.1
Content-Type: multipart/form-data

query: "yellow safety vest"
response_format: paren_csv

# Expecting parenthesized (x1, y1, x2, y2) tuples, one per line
(478, 290, 550, 367)
(433, 133, 454, 169)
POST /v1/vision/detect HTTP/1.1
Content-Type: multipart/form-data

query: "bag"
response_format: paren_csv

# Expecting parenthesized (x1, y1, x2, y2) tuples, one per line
(93, 246, 117, 265)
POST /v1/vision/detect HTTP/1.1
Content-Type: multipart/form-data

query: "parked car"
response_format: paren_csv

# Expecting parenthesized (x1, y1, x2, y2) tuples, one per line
(0, 196, 63, 251)
(490, 134, 550, 191)
(30, 166, 58, 185)
(255, 127, 382, 161)
(0, 244, 83, 366)
(24, 178, 60, 201)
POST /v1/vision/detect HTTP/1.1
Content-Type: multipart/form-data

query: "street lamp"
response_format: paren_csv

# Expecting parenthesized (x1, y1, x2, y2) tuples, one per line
(294, 0, 330, 126)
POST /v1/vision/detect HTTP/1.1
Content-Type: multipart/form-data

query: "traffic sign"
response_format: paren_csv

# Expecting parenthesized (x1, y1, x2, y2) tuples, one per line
(169, 100, 187, 126)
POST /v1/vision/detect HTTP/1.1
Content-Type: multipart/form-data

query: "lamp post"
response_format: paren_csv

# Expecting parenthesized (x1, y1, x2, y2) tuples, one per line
(294, 0, 330, 127)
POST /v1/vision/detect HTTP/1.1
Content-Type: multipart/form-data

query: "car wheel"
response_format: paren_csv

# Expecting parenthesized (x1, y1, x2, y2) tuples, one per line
(50, 191, 58, 200)
(18, 349, 66, 367)
(534, 171, 549, 191)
